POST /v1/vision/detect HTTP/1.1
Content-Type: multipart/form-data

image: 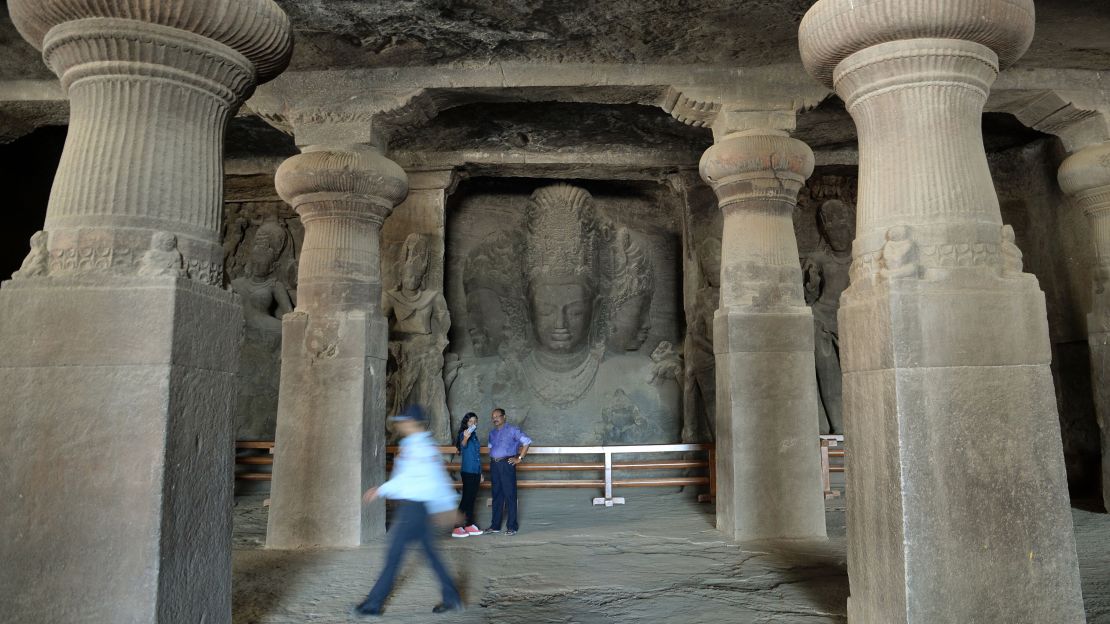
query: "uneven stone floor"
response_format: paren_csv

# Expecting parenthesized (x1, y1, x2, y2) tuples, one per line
(233, 490, 1110, 623)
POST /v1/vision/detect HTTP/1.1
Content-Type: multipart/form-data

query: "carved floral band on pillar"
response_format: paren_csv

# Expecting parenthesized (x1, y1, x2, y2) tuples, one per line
(275, 146, 408, 312)
(800, 1, 1086, 622)
(699, 129, 814, 312)
(1059, 139, 1110, 512)
(7, 0, 292, 285)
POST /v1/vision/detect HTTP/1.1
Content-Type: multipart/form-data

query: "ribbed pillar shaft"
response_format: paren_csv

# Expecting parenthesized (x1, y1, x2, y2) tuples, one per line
(699, 129, 826, 541)
(267, 145, 408, 548)
(0, 3, 292, 623)
(1059, 140, 1110, 513)
(800, 2, 1085, 622)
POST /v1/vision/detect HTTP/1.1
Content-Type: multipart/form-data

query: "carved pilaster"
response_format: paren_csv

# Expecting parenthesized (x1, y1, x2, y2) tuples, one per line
(267, 145, 409, 548)
(1059, 140, 1110, 512)
(800, 1, 1085, 622)
(0, 2, 292, 623)
(698, 128, 825, 542)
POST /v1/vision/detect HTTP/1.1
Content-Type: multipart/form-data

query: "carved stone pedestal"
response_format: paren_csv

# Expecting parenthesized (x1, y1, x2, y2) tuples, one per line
(0, 2, 291, 622)
(700, 128, 826, 541)
(800, 1, 1085, 621)
(1059, 139, 1110, 512)
(267, 146, 408, 548)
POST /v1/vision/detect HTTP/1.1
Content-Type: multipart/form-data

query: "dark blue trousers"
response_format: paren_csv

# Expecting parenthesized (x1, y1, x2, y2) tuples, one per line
(363, 500, 461, 610)
(490, 460, 519, 531)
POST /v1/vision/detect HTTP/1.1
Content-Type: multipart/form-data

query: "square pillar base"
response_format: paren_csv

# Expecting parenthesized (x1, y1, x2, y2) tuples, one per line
(713, 307, 827, 542)
(0, 277, 241, 624)
(266, 310, 388, 548)
(841, 276, 1085, 623)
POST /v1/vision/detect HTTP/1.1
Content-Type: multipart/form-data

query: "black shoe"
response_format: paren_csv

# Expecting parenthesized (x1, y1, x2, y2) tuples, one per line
(485, 527, 501, 534)
(351, 602, 383, 617)
(433, 602, 464, 614)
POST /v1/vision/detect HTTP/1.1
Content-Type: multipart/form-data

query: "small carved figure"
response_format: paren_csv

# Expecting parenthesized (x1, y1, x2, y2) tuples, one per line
(879, 225, 918, 280)
(139, 231, 185, 278)
(649, 341, 683, 386)
(607, 227, 656, 352)
(802, 199, 854, 434)
(384, 233, 451, 441)
(684, 237, 720, 442)
(13, 230, 48, 279)
(1001, 224, 1024, 275)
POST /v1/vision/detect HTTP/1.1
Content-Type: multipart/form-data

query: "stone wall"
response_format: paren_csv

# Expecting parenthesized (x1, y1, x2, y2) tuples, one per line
(989, 138, 1102, 494)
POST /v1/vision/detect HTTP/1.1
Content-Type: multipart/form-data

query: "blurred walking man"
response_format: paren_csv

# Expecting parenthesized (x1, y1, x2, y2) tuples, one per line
(354, 405, 463, 616)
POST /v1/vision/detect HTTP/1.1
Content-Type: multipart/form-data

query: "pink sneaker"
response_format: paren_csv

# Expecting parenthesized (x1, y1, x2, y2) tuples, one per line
(464, 525, 484, 536)
(451, 527, 469, 538)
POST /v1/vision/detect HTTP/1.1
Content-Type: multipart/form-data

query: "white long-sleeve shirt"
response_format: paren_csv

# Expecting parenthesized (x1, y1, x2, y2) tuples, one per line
(376, 431, 458, 514)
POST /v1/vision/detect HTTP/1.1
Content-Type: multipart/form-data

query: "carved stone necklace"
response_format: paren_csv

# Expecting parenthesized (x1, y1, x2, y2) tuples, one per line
(521, 347, 601, 408)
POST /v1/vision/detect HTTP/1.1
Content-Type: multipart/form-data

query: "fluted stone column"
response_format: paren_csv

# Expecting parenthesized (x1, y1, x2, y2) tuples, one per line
(267, 145, 408, 548)
(699, 126, 826, 542)
(800, 1, 1085, 622)
(1059, 140, 1110, 512)
(0, 2, 292, 622)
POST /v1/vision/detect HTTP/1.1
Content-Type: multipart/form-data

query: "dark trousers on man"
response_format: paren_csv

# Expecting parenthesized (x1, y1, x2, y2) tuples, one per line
(458, 472, 480, 526)
(490, 460, 518, 531)
(361, 500, 461, 611)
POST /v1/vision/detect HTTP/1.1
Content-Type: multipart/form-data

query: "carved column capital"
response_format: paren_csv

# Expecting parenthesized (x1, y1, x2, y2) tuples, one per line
(9, 0, 293, 84)
(4, 0, 292, 287)
(700, 129, 814, 312)
(276, 146, 409, 312)
(1059, 140, 1110, 321)
(699, 130, 814, 212)
(799, 0, 1035, 89)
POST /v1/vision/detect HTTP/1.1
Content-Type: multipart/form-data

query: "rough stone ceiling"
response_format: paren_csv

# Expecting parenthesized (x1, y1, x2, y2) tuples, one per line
(1, 1, 1108, 80)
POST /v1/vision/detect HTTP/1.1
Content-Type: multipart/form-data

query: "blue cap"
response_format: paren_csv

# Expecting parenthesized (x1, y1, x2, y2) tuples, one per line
(389, 404, 427, 423)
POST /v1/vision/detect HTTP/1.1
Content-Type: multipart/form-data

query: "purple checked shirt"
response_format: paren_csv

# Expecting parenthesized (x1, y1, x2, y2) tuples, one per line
(488, 424, 532, 459)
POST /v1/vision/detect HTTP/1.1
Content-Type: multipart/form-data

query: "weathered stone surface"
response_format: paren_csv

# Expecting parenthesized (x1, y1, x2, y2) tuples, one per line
(700, 126, 826, 542)
(267, 145, 407, 548)
(0, 2, 292, 622)
(800, 1, 1086, 621)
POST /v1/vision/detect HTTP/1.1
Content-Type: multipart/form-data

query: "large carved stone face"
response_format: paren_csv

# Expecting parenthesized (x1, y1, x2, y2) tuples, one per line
(610, 294, 651, 351)
(818, 200, 854, 253)
(529, 280, 594, 354)
(466, 287, 508, 357)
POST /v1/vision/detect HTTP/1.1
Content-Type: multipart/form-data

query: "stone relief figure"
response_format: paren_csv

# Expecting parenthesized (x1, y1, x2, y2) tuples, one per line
(649, 341, 683, 386)
(606, 227, 656, 353)
(684, 237, 720, 442)
(138, 231, 185, 278)
(13, 231, 48, 279)
(231, 220, 294, 336)
(230, 219, 293, 440)
(879, 225, 918, 280)
(448, 183, 679, 445)
(462, 230, 527, 359)
(384, 233, 451, 442)
(801, 199, 854, 435)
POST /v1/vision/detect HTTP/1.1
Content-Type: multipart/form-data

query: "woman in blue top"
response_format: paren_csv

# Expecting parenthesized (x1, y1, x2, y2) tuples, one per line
(452, 412, 484, 537)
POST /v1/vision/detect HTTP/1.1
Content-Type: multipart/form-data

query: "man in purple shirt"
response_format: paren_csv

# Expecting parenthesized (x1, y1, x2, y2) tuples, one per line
(486, 407, 532, 536)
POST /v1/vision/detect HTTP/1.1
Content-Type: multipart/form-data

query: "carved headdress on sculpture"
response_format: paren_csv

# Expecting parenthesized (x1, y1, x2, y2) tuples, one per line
(463, 229, 528, 357)
(249, 219, 287, 278)
(610, 227, 654, 310)
(523, 184, 599, 292)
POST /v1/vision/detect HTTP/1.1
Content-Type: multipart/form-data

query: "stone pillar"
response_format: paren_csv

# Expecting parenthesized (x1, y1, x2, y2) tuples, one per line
(381, 168, 458, 441)
(267, 145, 408, 548)
(799, 1, 1086, 622)
(699, 120, 827, 542)
(0, 2, 291, 622)
(1059, 140, 1110, 512)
